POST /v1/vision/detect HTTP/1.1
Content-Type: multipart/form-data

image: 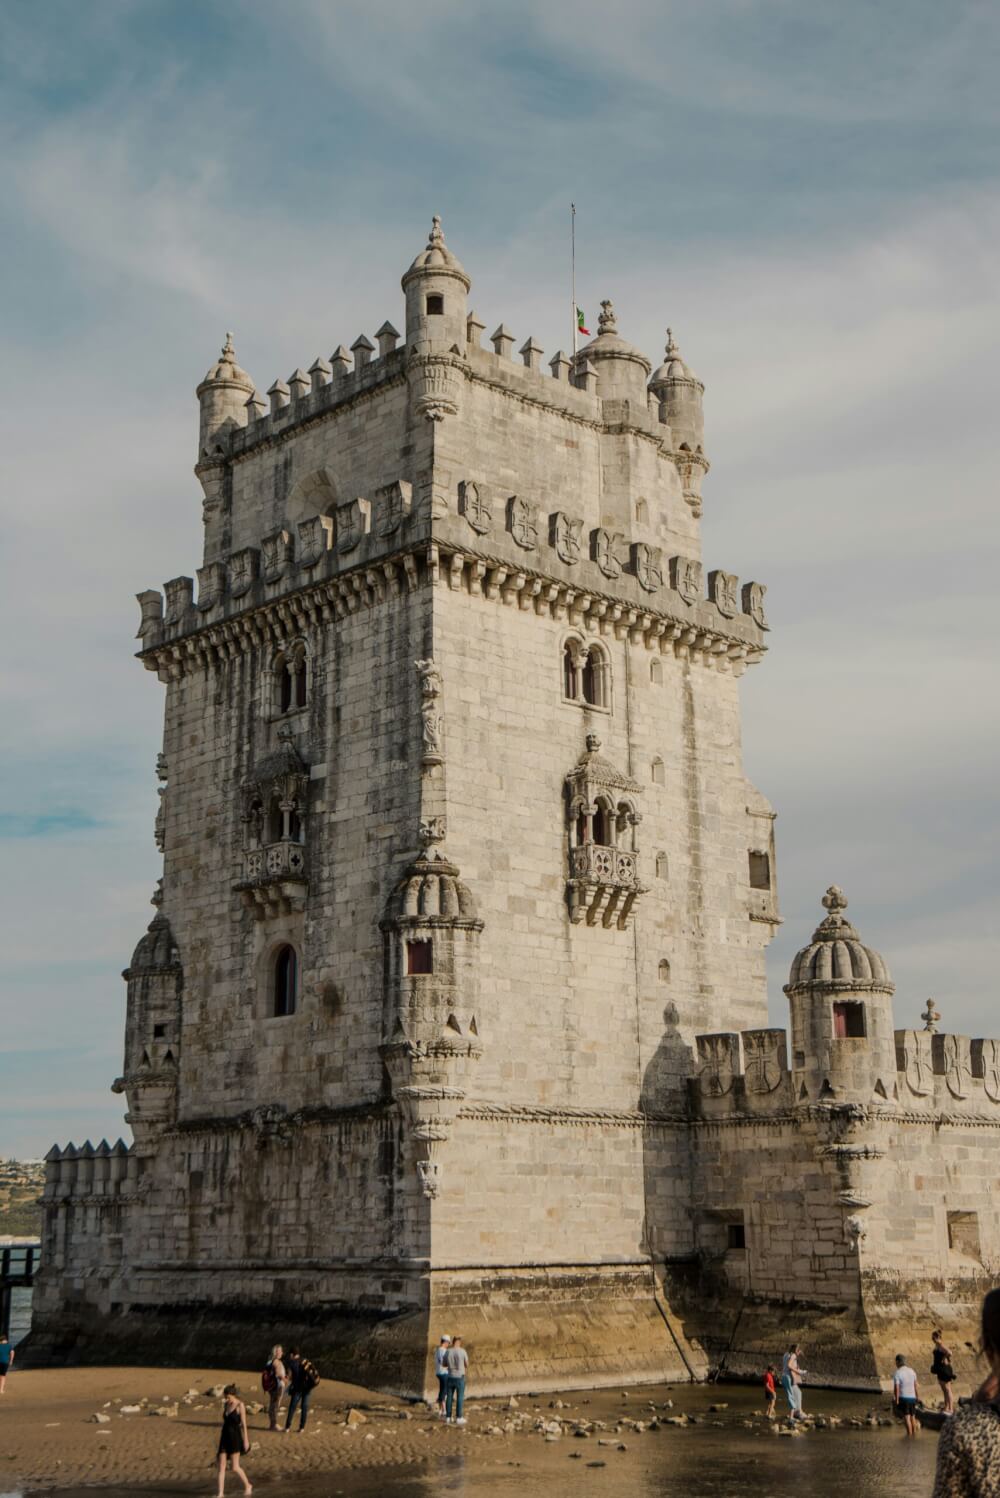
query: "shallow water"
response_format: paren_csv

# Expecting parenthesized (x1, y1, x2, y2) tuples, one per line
(6, 1383, 943, 1497)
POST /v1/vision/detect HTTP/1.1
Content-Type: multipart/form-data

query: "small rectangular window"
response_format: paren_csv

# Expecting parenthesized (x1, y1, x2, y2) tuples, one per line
(748, 851, 770, 890)
(833, 1001, 866, 1038)
(406, 939, 433, 975)
(947, 1211, 981, 1260)
(153, 1023, 166, 1039)
(727, 1222, 746, 1251)
(426, 294, 444, 316)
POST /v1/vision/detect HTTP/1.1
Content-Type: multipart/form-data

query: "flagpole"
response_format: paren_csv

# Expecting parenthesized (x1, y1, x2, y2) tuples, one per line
(571, 202, 577, 360)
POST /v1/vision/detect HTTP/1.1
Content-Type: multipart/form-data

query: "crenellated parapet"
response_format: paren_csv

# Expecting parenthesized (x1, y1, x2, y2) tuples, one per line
(43, 1138, 136, 1203)
(689, 1028, 792, 1116)
(895, 1021, 1000, 1116)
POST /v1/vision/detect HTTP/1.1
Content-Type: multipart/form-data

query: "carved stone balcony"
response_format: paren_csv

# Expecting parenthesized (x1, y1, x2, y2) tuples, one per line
(234, 839, 307, 920)
(567, 842, 643, 929)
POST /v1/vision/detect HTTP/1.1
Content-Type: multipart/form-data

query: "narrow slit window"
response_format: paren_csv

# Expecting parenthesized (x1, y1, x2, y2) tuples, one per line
(727, 1222, 746, 1251)
(273, 944, 298, 1017)
(406, 939, 433, 975)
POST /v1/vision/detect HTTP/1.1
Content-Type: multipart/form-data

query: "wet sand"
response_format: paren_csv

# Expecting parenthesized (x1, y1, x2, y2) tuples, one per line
(0, 1366, 942, 1496)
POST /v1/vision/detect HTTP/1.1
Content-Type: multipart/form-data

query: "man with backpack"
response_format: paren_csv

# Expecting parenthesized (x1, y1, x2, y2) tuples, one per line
(284, 1347, 320, 1433)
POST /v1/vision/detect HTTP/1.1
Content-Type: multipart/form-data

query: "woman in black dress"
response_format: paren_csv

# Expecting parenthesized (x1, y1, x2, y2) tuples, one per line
(216, 1385, 252, 1496)
(932, 1329, 958, 1415)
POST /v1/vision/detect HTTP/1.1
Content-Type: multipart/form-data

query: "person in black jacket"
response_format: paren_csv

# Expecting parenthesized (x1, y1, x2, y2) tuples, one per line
(284, 1348, 320, 1433)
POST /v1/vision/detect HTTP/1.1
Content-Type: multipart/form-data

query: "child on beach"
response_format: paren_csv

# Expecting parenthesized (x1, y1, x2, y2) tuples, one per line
(216, 1384, 252, 1496)
(763, 1365, 777, 1419)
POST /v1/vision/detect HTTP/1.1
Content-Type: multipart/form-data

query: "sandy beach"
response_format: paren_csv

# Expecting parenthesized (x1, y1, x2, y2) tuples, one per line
(0, 1364, 947, 1496)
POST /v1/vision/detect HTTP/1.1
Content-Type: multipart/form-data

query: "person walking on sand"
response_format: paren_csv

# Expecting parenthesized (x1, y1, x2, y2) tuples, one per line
(763, 1364, 777, 1420)
(893, 1354, 921, 1438)
(284, 1347, 320, 1433)
(435, 1335, 452, 1418)
(445, 1335, 469, 1425)
(0, 1334, 13, 1395)
(781, 1344, 807, 1420)
(216, 1384, 252, 1497)
(263, 1343, 288, 1430)
(933, 1288, 1000, 1497)
(932, 1329, 958, 1415)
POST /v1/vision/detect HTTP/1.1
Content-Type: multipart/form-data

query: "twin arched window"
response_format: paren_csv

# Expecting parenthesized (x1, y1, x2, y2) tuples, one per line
(562, 638, 611, 710)
(273, 642, 308, 717)
(273, 944, 298, 1017)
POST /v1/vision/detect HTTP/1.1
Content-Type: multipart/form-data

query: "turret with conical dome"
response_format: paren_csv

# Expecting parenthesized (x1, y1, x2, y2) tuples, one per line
(784, 887, 896, 1106)
(649, 329, 709, 516)
(401, 215, 471, 354)
(575, 299, 651, 403)
(195, 332, 256, 460)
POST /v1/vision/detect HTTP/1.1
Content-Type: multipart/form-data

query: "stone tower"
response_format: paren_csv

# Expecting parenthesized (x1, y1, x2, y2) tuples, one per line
(33, 218, 781, 1391)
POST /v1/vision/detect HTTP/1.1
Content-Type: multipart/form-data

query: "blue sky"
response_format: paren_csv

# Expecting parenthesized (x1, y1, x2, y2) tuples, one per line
(1, 0, 998, 1157)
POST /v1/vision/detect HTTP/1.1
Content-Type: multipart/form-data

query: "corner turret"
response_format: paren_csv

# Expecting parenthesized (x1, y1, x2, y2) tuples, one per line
(401, 215, 471, 354)
(784, 887, 896, 1106)
(649, 329, 709, 516)
(195, 333, 256, 460)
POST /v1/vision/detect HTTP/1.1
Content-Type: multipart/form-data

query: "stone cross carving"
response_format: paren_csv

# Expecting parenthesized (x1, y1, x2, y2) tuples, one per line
(415, 659, 444, 767)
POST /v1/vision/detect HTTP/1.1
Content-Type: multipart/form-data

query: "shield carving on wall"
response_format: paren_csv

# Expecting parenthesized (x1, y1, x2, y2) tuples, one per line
(942, 1033, 972, 1100)
(900, 1030, 932, 1097)
(743, 1029, 785, 1094)
(696, 1033, 740, 1097)
(974, 1038, 1000, 1103)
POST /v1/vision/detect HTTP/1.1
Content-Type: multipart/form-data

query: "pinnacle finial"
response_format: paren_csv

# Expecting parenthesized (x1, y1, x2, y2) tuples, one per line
(922, 998, 941, 1034)
(598, 299, 617, 335)
(429, 214, 444, 246)
(665, 327, 679, 357)
(822, 885, 848, 915)
(221, 331, 235, 362)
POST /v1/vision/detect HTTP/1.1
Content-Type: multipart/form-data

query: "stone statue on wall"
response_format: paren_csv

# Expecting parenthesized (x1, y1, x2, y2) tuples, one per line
(415, 659, 444, 767)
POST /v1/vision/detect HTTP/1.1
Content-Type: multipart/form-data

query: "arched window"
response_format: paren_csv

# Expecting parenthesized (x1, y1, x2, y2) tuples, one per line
(273, 945, 298, 1017)
(592, 803, 613, 847)
(581, 645, 609, 708)
(267, 796, 283, 844)
(656, 851, 669, 880)
(563, 642, 579, 700)
(287, 801, 302, 843)
(651, 756, 665, 786)
(273, 643, 308, 717)
(658, 958, 671, 984)
(635, 498, 649, 525)
(650, 658, 663, 685)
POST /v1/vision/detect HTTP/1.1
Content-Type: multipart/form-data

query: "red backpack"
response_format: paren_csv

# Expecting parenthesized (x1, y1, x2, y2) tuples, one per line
(261, 1364, 277, 1394)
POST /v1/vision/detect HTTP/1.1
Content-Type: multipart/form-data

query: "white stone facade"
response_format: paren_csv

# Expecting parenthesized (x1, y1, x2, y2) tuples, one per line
(32, 220, 996, 1393)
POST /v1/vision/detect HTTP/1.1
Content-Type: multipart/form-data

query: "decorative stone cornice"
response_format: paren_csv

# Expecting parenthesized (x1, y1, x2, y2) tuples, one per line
(138, 542, 766, 684)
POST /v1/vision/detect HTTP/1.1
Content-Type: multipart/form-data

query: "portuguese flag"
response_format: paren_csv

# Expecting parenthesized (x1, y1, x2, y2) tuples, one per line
(577, 307, 589, 336)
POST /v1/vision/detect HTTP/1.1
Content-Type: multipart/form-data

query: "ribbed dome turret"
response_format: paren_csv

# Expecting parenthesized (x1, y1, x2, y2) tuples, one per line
(197, 333, 255, 397)
(576, 299, 651, 401)
(195, 333, 256, 459)
(384, 851, 481, 926)
(649, 327, 702, 394)
(402, 216, 470, 291)
(125, 914, 180, 977)
(785, 887, 893, 993)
